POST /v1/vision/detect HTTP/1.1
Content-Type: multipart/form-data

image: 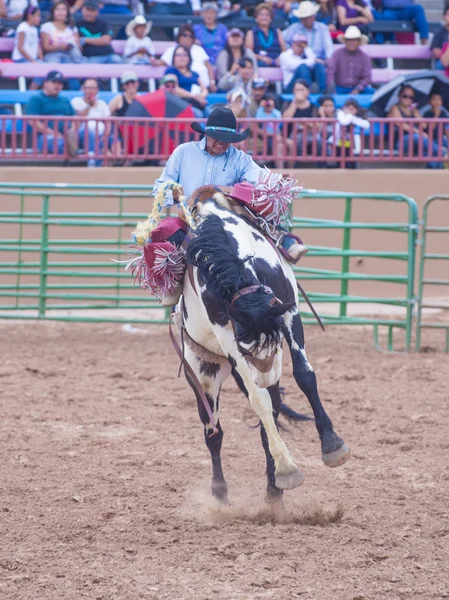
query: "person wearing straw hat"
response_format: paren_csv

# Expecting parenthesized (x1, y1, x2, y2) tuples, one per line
(282, 1, 333, 93)
(124, 15, 159, 65)
(327, 26, 372, 94)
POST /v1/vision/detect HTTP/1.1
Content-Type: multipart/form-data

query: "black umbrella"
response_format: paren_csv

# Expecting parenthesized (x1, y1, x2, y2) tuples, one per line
(369, 70, 449, 117)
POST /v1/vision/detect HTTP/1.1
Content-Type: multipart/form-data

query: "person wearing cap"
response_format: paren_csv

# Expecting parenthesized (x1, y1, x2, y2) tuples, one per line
(108, 71, 139, 157)
(25, 70, 78, 157)
(76, 0, 122, 64)
(254, 92, 287, 169)
(327, 26, 372, 94)
(282, 1, 333, 92)
(217, 56, 254, 95)
(159, 72, 179, 92)
(215, 27, 257, 84)
(335, 0, 373, 35)
(279, 33, 316, 93)
(160, 24, 215, 90)
(193, 3, 228, 66)
(245, 3, 286, 67)
(246, 77, 268, 118)
(123, 15, 159, 65)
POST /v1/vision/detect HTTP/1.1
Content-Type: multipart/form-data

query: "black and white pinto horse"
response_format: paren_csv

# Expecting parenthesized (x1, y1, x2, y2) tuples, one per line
(180, 198, 350, 503)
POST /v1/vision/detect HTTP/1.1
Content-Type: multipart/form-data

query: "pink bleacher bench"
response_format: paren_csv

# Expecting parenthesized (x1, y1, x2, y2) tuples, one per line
(259, 66, 420, 85)
(0, 62, 165, 79)
(0, 38, 173, 55)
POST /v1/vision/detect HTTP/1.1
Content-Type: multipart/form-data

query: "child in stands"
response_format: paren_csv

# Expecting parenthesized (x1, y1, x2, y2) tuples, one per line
(12, 6, 43, 89)
(124, 15, 158, 66)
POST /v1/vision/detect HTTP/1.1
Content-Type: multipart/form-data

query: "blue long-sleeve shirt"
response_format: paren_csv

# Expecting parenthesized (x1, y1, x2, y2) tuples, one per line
(152, 137, 262, 198)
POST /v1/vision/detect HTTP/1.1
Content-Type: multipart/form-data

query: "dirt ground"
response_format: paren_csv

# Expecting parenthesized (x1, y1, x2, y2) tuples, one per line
(1, 320, 448, 600)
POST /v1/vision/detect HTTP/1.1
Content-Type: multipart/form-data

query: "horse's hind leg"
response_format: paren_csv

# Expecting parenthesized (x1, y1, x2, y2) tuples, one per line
(183, 345, 231, 503)
(284, 312, 350, 468)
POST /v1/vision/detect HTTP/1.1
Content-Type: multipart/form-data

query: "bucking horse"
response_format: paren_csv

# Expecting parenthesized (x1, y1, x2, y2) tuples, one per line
(128, 178, 350, 504)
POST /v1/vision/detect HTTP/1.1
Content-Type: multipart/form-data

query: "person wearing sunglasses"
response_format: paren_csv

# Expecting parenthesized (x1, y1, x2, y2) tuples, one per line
(164, 44, 209, 116)
(160, 24, 216, 91)
(388, 85, 446, 169)
(108, 70, 140, 159)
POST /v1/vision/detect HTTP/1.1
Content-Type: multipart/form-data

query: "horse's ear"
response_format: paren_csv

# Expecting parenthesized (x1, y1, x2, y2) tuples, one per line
(270, 300, 296, 317)
(225, 300, 246, 324)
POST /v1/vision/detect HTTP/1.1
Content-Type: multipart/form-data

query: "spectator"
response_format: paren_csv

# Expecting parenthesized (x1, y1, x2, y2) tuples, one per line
(245, 3, 286, 67)
(165, 45, 209, 116)
(376, 0, 428, 45)
(283, 1, 333, 93)
(193, 3, 228, 66)
(282, 78, 327, 167)
(41, 1, 85, 64)
(109, 70, 139, 116)
(12, 7, 43, 92)
(247, 76, 268, 117)
(255, 92, 286, 168)
(77, 0, 122, 64)
(159, 72, 179, 92)
(327, 26, 372, 94)
(26, 70, 78, 156)
(430, 6, 449, 70)
(316, 0, 343, 41)
(215, 28, 257, 83)
(226, 87, 248, 118)
(149, 0, 199, 17)
(388, 85, 445, 169)
(218, 57, 254, 95)
(124, 15, 158, 65)
(421, 93, 449, 149)
(316, 94, 337, 150)
(267, 0, 293, 20)
(160, 24, 216, 90)
(336, 0, 373, 35)
(279, 33, 316, 93)
(331, 98, 369, 168)
(71, 78, 110, 166)
(0, 0, 38, 22)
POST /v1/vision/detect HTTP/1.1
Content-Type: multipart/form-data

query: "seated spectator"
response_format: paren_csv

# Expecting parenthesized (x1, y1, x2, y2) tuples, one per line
(421, 93, 449, 149)
(216, 0, 243, 19)
(165, 45, 209, 116)
(71, 78, 110, 166)
(336, 0, 373, 35)
(12, 7, 43, 90)
(215, 28, 257, 83)
(160, 24, 215, 90)
(159, 72, 179, 92)
(25, 70, 78, 156)
(193, 3, 228, 66)
(430, 6, 449, 70)
(316, 0, 343, 41)
(266, 0, 293, 21)
(0, 0, 38, 22)
(218, 57, 254, 95)
(245, 3, 286, 67)
(100, 0, 137, 15)
(282, 78, 327, 167)
(255, 92, 286, 169)
(124, 15, 158, 65)
(279, 33, 316, 93)
(149, 0, 199, 17)
(283, 1, 333, 93)
(226, 87, 248, 118)
(387, 85, 445, 169)
(327, 26, 372, 94)
(77, 0, 122, 64)
(41, 1, 85, 64)
(247, 76, 268, 117)
(109, 70, 139, 116)
(330, 98, 369, 168)
(375, 0, 428, 45)
(316, 94, 337, 153)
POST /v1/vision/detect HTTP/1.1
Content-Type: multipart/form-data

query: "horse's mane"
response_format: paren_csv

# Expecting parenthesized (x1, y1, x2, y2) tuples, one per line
(186, 213, 283, 352)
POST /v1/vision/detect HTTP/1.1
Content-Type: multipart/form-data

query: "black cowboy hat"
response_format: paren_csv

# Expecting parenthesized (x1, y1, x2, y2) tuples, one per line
(191, 107, 250, 143)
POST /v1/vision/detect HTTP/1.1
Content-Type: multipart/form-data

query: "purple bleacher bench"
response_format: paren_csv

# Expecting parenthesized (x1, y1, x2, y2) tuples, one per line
(0, 63, 166, 79)
(0, 38, 173, 55)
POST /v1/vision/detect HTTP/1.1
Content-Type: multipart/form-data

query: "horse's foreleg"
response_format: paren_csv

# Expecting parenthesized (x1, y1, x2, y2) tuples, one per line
(183, 346, 231, 502)
(284, 312, 350, 468)
(228, 354, 304, 491)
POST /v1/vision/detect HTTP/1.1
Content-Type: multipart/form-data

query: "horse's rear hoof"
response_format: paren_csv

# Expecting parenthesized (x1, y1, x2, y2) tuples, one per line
(275, 467, 305, 490)
(322, 443, 350, 468)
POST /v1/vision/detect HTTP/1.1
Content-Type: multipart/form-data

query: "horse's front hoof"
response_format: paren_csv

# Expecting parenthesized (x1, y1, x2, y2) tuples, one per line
(212, 480, 229, 504)
(275, 467, 305, 490)
(322, 442, 351, 468)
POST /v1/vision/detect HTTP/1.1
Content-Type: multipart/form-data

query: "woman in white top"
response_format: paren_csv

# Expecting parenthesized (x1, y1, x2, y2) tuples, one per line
(0, 0, 38, 22)
(41, 0, 84, 64)
(12, 6, 43, 89)
(123, 15, 160, 66)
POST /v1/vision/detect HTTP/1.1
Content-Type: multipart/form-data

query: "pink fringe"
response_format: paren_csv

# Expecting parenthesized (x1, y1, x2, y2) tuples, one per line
(251, 171, 302, 227)
(126, 244, 185, 300)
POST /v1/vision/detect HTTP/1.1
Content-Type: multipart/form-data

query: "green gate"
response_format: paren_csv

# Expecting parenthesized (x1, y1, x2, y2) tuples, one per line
(416, 196, 449, 352)
(0, 184, 419, 350)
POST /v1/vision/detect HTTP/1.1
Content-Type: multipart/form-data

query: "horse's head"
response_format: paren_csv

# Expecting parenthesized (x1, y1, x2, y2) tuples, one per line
(227, 286, 295, 386)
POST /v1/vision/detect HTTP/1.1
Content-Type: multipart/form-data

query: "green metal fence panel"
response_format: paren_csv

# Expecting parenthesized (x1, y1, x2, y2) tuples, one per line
(291, 191, 419, 352)
(0, 184, 419, 351)
(416, 196, 449, 353)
